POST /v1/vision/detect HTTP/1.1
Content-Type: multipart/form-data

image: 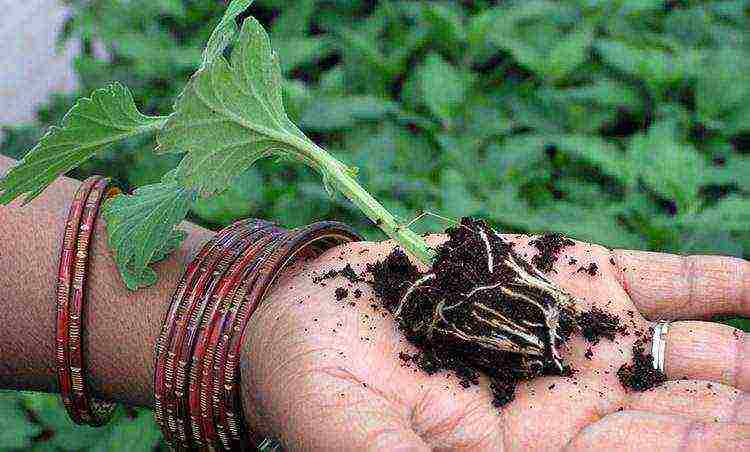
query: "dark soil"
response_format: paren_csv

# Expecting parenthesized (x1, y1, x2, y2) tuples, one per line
(334, 287, 348, 301)
(369, 218, 579, 407)
(617, 343, 666, 391)
(577, 262, 598, 276)
(529, 233, 575, 273)
(313, 263, 362, 284)
(577, 307, 624, 345)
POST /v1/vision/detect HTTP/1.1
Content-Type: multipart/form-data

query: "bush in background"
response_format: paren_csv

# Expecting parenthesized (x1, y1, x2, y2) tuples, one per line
(2, 0, 748, 449)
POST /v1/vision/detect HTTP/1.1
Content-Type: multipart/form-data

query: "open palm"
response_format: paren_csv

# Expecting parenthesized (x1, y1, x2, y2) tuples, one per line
(240, 235, 749, 451)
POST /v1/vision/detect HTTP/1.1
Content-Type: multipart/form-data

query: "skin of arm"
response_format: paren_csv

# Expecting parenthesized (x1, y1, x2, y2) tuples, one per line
(0, 153, 212, 407)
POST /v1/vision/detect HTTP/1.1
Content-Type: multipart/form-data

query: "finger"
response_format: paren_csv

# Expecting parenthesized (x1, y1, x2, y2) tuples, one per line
(566, 410, 750, 451)
(612, 250, 750, 319)
(659, 321, 750, 391)
(624, 380, 749, 423)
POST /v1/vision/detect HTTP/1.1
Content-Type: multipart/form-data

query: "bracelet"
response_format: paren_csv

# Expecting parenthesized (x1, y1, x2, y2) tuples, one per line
(56, 176, 118, 426)
(212, 221, 361, 449)
(155, 220, 273, 446)
(154, 219, 360, 450)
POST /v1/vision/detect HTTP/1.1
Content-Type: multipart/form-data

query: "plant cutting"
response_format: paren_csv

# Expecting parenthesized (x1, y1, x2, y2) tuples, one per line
(0, 0, 629, 405)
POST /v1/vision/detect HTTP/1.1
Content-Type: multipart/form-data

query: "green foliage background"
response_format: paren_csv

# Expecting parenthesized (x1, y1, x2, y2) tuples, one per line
(1, 0, 748, 449)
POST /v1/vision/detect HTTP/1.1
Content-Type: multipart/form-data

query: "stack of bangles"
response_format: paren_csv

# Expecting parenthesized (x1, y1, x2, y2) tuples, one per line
(56, 176, 362, 450)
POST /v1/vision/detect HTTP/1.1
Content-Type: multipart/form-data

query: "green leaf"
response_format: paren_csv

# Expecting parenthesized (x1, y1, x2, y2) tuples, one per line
(0, 392, 41, 449)
(202, 0, 255, 65)
(418, 53, 470, 126)
(552, 135, 634, 186)
(0, 83, 165, 205)
(89, 410, 162, 452)
(627, 121, 707, 212)
(299, 96, 396, 131)
(102, 179, 193, 290)
(157, 17, 320, 196)
(677, 196, 750, 232)
(595, 39, 702, 89)
(545, 26, 593, 81)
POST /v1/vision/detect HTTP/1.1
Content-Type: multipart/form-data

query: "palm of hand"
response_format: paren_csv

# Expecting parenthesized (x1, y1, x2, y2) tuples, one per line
(241, 235, 749, 451)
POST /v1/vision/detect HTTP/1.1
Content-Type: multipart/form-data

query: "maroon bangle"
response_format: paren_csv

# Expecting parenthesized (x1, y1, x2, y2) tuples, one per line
(154, 220, 280, 448)
(155, 219, 360, 450)
(215, 222, 361, 449)
(200, 233, 286, 448)
(56, 176, 116, 426)
(154, 219, 250, 442)
(171, 223, 280, 448)
(156, 220, 261, 446)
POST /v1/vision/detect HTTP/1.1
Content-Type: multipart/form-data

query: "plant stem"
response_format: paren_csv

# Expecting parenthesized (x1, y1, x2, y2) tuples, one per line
(288, 135, 436, 265)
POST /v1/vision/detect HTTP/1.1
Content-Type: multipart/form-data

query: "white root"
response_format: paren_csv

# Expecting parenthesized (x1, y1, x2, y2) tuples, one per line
(394, 273, 435, 318)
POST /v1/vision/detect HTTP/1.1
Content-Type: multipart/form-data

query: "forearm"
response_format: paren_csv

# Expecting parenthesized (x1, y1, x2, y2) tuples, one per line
(0, 153, 213, 407)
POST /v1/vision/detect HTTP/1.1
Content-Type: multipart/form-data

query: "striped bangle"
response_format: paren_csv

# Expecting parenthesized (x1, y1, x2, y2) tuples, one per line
(154, 219, 360, 450)
(56, 176, 118, 426)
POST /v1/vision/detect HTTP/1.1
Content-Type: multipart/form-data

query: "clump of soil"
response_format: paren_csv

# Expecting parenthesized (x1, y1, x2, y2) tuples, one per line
(313, 263, 362, 284)
(529, 233, 575, 273)
(577, 262, 598, 276)
(577, 307, 624, 345)
(369, 218, 579, 406)
(334, 287, 348, 301)
(617, 343, 666, 391)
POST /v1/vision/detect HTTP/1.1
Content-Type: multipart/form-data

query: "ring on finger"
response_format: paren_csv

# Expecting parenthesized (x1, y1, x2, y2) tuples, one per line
(651, 321, 671, 373)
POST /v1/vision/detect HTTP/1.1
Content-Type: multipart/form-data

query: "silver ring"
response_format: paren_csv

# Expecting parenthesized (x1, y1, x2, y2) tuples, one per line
(651, 321, 670, 373)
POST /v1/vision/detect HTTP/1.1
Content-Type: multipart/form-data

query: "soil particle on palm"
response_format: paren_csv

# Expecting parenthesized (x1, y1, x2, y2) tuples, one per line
(577, 307, 624, 345)
(529, 233, 575, 273)
(313, 263, 362, 284)
(334, 287, 348, 301)
(617, 344, 666, 391)
(353, 288, 363, 299)
(577, 262, 598, 276)
(369, 217, 578, 408)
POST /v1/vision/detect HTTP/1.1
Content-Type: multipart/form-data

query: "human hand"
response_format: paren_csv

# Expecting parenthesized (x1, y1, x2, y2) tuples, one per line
(240, 235, 749, 451)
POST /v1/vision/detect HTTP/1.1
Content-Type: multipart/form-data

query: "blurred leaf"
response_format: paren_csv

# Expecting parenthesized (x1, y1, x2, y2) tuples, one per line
(89, 410, 161, 452)
(546, 26, 593, 81)
(299, 96, 397, 131)
(552, 135, 635, 186)
(418, 53, 471, 127)
(677, 196, 750, 232)
(628, 121, 707, 212)
(0, 392, 41, 449)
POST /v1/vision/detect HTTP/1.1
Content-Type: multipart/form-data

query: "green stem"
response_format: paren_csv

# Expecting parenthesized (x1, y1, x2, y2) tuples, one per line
(288, 135, 436, 266)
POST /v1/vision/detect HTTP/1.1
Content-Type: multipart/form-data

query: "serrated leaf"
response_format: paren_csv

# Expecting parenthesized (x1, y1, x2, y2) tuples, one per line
(102, 180, 194, 290)
(0, 83, 165, 205)
(157, 17, 339, 197)
(202, 0, 255, 65)
(159, 16, 357, 194)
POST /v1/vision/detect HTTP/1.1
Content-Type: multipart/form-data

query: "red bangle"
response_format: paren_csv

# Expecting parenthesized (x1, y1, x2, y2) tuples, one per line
(155, 220, 258, 446)
(199, 232, 286, 448)
(154, 218, 246, 441)
(171, 223, 280, 448)
(214, 222, 361, 449)
(56, 176, 117, 426)
(154, 220, 281, 448)
(154, 219, 361, 450)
